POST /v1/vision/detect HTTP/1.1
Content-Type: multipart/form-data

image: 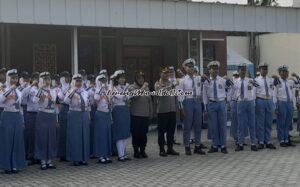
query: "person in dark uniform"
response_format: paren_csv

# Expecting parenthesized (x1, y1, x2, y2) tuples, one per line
(86, 74, 97, 158)
(57, 71, 71, 162)
(23, 72, 40, 165)
(154, 67, 179, 157)
(128, 71, 153, 159)
(0, 69, 26, 174)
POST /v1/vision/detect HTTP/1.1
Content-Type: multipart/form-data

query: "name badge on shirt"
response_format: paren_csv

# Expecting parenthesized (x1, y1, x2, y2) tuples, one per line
(290, 86, 293, 90)
(197, 82, 201, 87)
(248, 85, 252, 90)
(218, 84, 222, 89)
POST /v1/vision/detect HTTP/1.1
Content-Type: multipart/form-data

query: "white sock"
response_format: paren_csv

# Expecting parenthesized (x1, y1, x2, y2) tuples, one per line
(123, 139, 127, 156)
(116, 140, 124, 158)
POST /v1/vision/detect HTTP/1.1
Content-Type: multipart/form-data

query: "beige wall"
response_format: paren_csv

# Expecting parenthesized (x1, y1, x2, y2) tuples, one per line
(227, 36, 249, 60)
(258, 33, 300, 75)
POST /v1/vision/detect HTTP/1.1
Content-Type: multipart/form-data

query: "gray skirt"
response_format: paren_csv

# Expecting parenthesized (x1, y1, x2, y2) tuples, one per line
(35, 111, 57, 160)
(112, 105, 131, 141)
(93, 111, 112, 158)
(66, 111, 90, 162)
(0, 111, 26, 170)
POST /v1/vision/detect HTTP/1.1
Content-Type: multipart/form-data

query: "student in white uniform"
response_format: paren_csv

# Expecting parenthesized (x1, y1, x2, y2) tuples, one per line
(230, 71, 239, 145)
(33, 72, 58, 170)
(177, 58, 207, 155)
(93, 73, 113, 164)
(274, 65, 297, 147)
(255, 63, 276, 150)
(111, 70, 132, 162)
(203, 61, 232, 154)
(0, 68, 7, 114)
(233, 63, 258, 151)
(0, 69, 26, 174)
(64, 74, 90, 166)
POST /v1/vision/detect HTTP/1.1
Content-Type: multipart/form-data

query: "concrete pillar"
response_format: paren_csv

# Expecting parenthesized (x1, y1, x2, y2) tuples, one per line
(199, 32, 203, 75)
(71, 27, 78, 74)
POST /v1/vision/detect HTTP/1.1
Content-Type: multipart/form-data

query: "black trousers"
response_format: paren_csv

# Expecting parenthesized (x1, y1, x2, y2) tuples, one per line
(131, 115, 150, 148)
(157, 112, 176, 148)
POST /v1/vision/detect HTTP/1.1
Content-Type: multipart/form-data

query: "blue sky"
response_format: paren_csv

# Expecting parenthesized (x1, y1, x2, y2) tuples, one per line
(192, 0, 293, 6)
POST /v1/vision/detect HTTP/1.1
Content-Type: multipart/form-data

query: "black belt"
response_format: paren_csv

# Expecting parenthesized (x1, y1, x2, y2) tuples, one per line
(27, 111, 38, 114)
(257, 97, 271, 100)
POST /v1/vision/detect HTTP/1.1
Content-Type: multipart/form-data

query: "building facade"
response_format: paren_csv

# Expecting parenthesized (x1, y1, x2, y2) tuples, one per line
(0, 0, 299, 85)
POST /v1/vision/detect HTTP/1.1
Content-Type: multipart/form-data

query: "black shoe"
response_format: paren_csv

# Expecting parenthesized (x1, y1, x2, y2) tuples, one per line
(140, 148, 148, 158)
(208, 146, 218, 153)
(11, 169, 18, 174)
(134, 152, 142, 159)
(124, 156, 132, 161)
(133, 147, 141, 159)
(118, 157, 126, 162)
(185, 147, 192, 155)
(251, 145, 258, 151)
(266, 143, 276, 149)
(200, 144, 207, 149)
(73, 161, 80, 166)
(243, 143, 248, 146)
(194, 146, 206, 155)
(159, 148, 168, 157)
(167, 148, 180, 156)
(59, 157, 67, 162)
(98, 158, 107, 164)
(40, 164, 47, 170)
(90, 156, 97, 159)
(80, 161, 88, 166)
(173, 141, 181, 145)
(27, 159, 38, 166)
(235, 145, 244, 152)
(4, 170, 12, 174)
(286, 142, 296, 147)
(221, 147, 228, 154)
(106, 158, 112, 164)
(189, 139, 195, 145)
(280, 142, 288, 147)
(258, 144, 264, 149)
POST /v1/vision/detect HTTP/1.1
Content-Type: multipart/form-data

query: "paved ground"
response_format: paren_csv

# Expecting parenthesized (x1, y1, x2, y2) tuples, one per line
(1, 125, 300, 187)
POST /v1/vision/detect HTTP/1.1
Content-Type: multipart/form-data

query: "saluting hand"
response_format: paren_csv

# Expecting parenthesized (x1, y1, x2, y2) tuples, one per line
(31, 80, 38, 86)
